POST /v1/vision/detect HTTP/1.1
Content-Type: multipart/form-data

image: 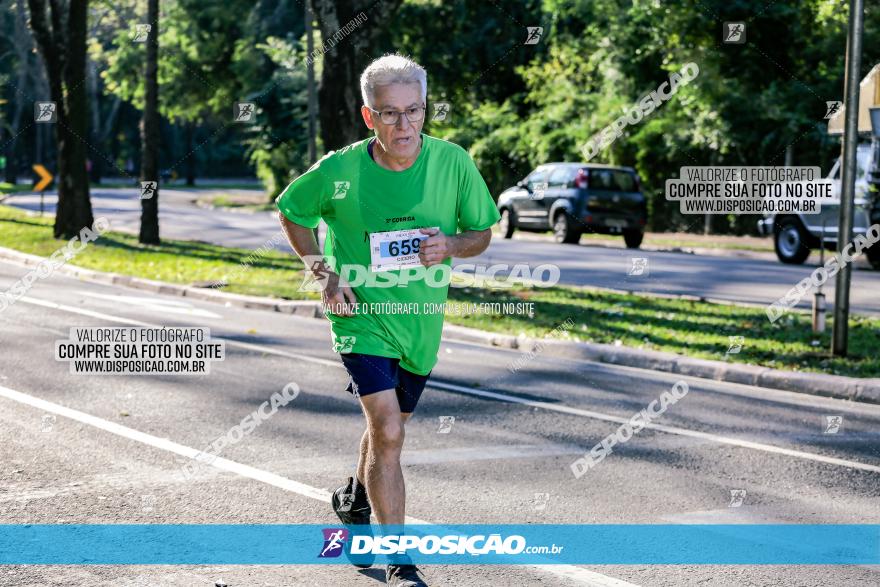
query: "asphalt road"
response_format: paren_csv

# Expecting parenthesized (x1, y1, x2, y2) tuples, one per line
(1, 259, 878, 586)
(5, 189, 880, 316)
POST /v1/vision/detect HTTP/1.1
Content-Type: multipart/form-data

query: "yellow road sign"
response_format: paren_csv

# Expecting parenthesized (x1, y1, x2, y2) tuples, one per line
(33, 164, 53, 192)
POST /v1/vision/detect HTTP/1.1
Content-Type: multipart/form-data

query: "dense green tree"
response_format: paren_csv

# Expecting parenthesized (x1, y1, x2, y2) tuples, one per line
(27, 0, 93, 239)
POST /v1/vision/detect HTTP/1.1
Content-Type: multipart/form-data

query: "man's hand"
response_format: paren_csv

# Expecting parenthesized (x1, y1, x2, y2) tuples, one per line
(418, 227, 492, 266)
(318, 266, 358, 317)
(418, 227, 453, 267)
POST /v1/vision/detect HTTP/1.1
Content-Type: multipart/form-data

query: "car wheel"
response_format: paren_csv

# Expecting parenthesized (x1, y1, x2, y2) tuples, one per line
(866, 243, 880, 270)
(774, 217, 811, 264)
(553, 211, 581, 244)
(623, 228, 644, 249)
(497, 208, 515, 239)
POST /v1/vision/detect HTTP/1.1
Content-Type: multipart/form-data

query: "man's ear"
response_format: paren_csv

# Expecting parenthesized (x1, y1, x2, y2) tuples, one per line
(360, 105, 375, 130)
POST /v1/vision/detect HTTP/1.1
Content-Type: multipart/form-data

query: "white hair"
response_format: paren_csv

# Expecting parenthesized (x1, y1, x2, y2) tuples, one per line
(360, 53, 427, 108)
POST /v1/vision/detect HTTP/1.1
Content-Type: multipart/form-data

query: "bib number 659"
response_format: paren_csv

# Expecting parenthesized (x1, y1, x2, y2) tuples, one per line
(388, 237, 422, 256)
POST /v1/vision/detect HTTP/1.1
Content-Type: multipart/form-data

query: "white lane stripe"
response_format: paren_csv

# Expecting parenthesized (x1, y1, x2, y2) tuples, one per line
(18, 295, 880, 474)
(0, 384, 330, 502)
(428, 381, 880, 475)
(442, 339, 880, 417)
(0, 383, 635, 587)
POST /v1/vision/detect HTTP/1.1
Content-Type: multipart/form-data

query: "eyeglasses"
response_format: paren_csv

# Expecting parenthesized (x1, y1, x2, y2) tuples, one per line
(366, 105, 426, 125)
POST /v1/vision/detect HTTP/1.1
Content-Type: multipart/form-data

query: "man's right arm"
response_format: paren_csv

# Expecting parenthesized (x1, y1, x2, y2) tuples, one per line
(277, 212, 357, 316)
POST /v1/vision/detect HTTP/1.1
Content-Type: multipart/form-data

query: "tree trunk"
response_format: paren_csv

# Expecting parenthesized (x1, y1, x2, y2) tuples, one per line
(309, 0, 402, 150)
(4, 113, 19, 184)
(139, 0, 161, 244)
(6, 0, 33, 185)
(185, 121, 196, 186)
(88, 57, 102, 184)
(27, 0, 93, 239)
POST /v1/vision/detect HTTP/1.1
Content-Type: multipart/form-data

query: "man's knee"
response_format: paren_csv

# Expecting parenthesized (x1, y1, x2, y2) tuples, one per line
(371, 418, 404, 451)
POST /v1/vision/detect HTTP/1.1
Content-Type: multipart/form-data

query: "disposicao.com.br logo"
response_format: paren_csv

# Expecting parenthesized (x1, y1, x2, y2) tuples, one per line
(334, 530, 563, 558)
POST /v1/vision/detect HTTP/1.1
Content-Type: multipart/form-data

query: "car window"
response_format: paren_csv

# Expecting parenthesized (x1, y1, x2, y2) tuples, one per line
(526, 167, 550, 189)
(548, 166, 572, 188)
(857, 149, 870, 181)
(590, 169, 637, 191)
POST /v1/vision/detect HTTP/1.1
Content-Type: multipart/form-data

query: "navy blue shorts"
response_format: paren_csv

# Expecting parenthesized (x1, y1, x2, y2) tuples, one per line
(339, 353, 431, 414)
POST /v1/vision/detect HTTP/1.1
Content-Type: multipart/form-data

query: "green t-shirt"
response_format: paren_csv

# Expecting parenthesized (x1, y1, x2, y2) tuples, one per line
(276, 133, 500, 375)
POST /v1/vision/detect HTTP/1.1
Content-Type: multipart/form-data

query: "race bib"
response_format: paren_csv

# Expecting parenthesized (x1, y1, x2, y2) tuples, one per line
(369, 227, 437, 272)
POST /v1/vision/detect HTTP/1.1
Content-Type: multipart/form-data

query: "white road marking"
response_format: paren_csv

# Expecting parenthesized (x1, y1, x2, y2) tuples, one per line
(17, 295, 880, 474)
(78, 291, 223, 319)
(427, 381, 880, 475)
(442, 339, 880, 418)
(662, 508, 785, 525)
(0, 383, 636, 587)
(0, 384, 330, 503)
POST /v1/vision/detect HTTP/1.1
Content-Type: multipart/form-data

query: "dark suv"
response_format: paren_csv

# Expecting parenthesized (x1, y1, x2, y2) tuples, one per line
(496, 163, 647, 247)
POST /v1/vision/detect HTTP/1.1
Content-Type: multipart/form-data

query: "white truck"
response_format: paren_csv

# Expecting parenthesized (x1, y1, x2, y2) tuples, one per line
(757, 64, 880, 269)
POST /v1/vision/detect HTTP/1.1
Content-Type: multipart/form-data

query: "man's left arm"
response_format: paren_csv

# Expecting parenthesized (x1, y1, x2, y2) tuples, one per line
(418, 227, 491, 267)
(419, 149, 499, 267)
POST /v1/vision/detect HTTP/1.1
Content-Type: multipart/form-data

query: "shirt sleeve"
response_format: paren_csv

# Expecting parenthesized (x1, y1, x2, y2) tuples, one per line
(456, 150, 501, 233)
(275, 159, 329, 229)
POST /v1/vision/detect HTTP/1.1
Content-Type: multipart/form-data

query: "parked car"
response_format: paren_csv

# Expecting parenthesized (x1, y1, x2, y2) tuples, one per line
(757, 143, 880, 269)
(496, 163, 648, 247)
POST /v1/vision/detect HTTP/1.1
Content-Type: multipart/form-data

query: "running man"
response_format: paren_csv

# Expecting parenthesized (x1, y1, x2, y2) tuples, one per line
(276, 54, 499, 587)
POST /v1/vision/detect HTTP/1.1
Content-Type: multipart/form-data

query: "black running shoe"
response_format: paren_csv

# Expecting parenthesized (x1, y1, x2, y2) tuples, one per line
(386, 563, 427, 587)
(331, 476, 375, 568)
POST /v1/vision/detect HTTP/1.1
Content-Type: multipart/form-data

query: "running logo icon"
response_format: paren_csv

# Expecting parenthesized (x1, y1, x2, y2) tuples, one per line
(530, 182, 547, 200)
(728, 489, 746, 508)
(727, 336, 744, 354)
(140, 181, 157, 200)
(298, 256, 334, 292)
(234, 102, 256, 123)
(524, 27, 543, 45)
(336, 336, 356, 353)
(723, 22, 746, 44)
(824, 101, 843, 120)
(432, 102, 450, 122)
(533, 492, 550, 511)
(318, 528, 349, 558)
(131, 24, 151, 43)
(437, 415, 455, 433)
(628, 257, 649, 276)
(333, 181, 351, 200)
(40, 414, 56, 432)
(824, 415, 842, 434)
(337, 490, 354, 513)
(34, 102, 57, 123)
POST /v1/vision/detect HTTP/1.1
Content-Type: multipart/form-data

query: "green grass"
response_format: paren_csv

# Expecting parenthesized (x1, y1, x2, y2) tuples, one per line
(445, 286, 880, 378)
(176, 182, 264, 191)
(576, 232, 774, 252)
(2, 204, 877, 377)
(202, 194, 275, 212)
(0, 182, 33, 196)
(94, 181, 264, 191)
(0, 205, 310, 300)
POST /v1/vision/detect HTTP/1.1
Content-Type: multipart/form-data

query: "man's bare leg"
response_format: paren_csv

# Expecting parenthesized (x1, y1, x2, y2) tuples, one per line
(356, 412, 412, 491)
(359, 389, 410, 525)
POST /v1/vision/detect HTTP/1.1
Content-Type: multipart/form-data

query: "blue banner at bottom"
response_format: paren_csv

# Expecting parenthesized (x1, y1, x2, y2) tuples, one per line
(1, 524, 877, 565)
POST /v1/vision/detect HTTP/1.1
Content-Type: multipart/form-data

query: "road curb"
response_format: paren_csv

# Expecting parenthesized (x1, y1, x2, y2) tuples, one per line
(441, 324, 880, 404)
(2, 244, 878, 404)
